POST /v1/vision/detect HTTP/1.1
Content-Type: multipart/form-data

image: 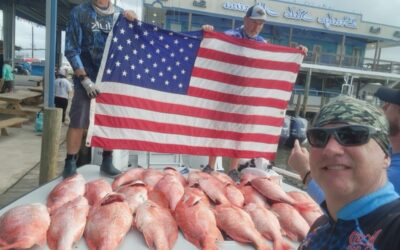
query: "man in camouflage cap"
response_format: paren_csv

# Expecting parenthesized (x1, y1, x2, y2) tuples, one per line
(299, 96, 400, 250)
(312, 96, 390, 155)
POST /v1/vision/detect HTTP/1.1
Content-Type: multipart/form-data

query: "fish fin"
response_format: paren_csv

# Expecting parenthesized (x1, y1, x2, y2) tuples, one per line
(284, 231, 299, 242)
(273, 239, 293, 250)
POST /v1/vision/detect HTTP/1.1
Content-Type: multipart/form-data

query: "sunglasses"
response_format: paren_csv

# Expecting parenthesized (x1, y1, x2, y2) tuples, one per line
(306, 125, 380, 148)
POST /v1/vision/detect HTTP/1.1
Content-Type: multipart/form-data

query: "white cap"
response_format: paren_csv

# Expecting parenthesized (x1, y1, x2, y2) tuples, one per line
(245, 5, 267, 22)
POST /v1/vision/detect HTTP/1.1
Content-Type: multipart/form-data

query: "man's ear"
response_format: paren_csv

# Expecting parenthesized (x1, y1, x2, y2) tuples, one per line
(383, 154, 391, 169)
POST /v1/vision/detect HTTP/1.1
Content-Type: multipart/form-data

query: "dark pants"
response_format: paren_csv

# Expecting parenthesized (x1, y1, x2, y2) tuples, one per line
(55, 96, 69, 122)
(0, 80, 14, 93)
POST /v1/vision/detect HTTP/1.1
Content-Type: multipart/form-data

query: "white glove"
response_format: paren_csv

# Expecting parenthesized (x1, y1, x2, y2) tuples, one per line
(81, 77, 100, 98)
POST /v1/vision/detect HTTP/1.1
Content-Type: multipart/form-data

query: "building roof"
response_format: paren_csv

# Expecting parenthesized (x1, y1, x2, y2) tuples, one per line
(0, 0, 84, 30)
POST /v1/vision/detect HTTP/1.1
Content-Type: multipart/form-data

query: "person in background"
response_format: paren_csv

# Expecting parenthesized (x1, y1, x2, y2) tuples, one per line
(289, 86, 400, 203)
(54, 70, 73, 124)
(201, 4, 308, 182)
(299, 96, 400, 249)
(1, 59, 15, 93)
(63, 0, 137, 178)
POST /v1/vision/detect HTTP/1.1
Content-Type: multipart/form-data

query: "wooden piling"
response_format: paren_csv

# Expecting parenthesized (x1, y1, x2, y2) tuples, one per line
(39, 107, 62, 185)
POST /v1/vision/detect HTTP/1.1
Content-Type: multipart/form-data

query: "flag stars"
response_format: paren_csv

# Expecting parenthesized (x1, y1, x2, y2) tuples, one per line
(156, 49, 160, 54)
(159, 35, 164, 41)
(145, 68, 150, 73)
(167, 66, 172, 71)
(128, 23, 133, 28)
(139, 59, 144, 64)
(179, 48, 184, 53)
(178, 83, 183, 88)
(159, 71, 164, 77)
(151, 77, 155, 82)
(170, 52, 175, 58)
(173, 75, 177, 80)
(110, 54, 114, 58)
(136, 74, 141, 79)
(120, 28, 125, 34)
(133, 49, 138, 55)
(181, 69, 186, 74)
(184, 56, 189, 61)
(153, 26, 158, 31)
(188, 43, 193, 48)
(150, 40, 155, 45)
(127, 39, 132, 45)
(113, 37, 118, 43)
(147, 53, 152, 59)
(140, 44, 146, 49)
(143, 30, 149, 36)
(165, 80, 170, 85)
(175, 61, 180, 66)
(165, 44, 170, 49)
(131, 65, 135, 70)
(134, 34, 139, 39)
(118, 45, 123, 51)
(169, 32, 173, 36)
(161, 58, 166, 62)
(124, 55, 130, 61)
(115, 61, 121, 67)
(122, 70, 127, 76)
(153, 62, 158, 68)
(106, 69, 112, 74)
(174, 39, 179, 44)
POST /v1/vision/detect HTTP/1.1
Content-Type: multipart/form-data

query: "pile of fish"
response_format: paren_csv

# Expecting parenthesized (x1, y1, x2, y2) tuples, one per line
(0, 167, 323, 250)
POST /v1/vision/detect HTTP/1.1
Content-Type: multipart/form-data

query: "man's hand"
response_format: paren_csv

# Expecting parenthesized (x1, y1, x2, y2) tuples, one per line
(201, 24, 214, 32)
(123, 10, 137, 21)
(81, 77, 100, 98)
(288, 139, 311, 182)
(297, 45, 308, 56)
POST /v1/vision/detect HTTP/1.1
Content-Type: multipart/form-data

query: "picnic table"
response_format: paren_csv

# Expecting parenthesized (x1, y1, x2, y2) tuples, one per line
(0, 90, 42, 118)
(28, 86, 44, 93)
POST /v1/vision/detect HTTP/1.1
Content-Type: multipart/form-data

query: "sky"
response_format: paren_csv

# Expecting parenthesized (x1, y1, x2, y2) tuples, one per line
(1, 0, 399, 61)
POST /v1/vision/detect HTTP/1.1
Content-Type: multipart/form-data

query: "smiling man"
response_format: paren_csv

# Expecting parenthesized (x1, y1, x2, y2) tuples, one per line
(299, 96, 400, 250)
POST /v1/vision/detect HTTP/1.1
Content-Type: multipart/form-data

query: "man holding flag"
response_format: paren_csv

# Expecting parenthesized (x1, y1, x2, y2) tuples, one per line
(202, 4, 308, 182)
(63, 0, 137, 179)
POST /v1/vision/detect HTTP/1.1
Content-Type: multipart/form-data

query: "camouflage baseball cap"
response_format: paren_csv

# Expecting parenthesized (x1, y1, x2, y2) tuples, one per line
(312, 96, 390, 155)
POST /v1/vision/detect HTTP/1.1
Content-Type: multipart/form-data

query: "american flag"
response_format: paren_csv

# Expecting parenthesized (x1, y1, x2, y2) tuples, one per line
(86, 15, 304, 160)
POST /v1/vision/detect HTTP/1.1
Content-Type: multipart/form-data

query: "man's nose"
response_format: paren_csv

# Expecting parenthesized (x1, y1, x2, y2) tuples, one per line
(323, 135, 345, 155)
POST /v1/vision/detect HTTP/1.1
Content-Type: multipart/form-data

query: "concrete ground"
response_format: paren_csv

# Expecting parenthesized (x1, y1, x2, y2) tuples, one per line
(0, 76, 71, 208)
(0, 123, 68, 208)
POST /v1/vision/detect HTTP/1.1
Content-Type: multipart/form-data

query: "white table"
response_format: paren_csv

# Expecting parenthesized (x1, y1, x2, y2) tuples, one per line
(0, 165, 300, 250)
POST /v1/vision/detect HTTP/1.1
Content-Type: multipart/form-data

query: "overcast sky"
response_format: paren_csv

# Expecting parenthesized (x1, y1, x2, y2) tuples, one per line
(1, 0, 399, 60)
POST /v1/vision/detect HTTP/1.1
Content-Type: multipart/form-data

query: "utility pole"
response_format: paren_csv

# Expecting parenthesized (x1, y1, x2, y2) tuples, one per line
(31, 25, 34, 58)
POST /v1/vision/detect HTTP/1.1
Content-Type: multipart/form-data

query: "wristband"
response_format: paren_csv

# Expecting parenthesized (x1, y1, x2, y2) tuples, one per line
(302, 170, 311, 185)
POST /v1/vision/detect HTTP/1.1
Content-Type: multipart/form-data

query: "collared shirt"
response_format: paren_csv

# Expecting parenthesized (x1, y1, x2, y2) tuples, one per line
(300, 183, 400, 250)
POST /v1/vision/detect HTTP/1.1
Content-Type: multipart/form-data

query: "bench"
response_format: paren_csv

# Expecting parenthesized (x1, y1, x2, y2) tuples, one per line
(0, 117, 29, 136)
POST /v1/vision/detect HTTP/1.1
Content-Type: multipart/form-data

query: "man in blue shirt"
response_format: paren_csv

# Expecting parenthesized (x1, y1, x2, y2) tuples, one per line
(201, 5, 307, 182)
(63, 0, 137, 178)
(298, 96, 400, 249)
(289, 86, 400, 203)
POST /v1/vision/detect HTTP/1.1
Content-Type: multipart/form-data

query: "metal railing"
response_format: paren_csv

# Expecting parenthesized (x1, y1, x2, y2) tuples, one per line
(303, 52, 400, 74)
